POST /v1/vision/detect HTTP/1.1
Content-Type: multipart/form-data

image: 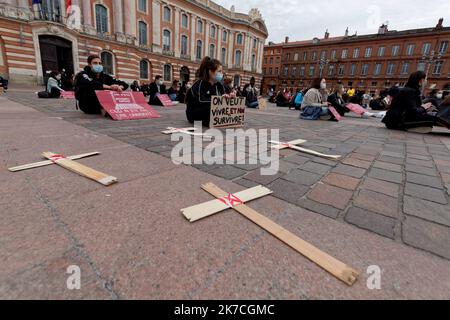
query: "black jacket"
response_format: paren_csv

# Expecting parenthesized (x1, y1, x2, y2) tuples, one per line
(327, 93, 349, 116)
(382, 86, 436, 129)
(185, 79, 225, 126)
(148, 82, 167, 105)
(74, 66, 129, 114)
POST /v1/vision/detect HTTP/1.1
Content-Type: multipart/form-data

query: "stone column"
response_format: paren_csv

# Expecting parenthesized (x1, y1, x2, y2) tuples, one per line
(174, 6, 180, 58)
(190, 14, 196, 61)
(227, 30, 234, 68)
(204, 21, 210, 58)
(216, 25, 222, 61)
(113, 0, 123, 34)
(152, 0, 162, 53)
(124, 0, 136, 38)
(258, 40, 264, 73)
(82, 0, 92, 27)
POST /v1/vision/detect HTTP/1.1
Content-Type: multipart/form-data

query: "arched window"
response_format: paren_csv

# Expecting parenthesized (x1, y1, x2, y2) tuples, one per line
(181, 13, 188, 28)
(209, 44, 215, 58)
(222, 30, 227, 42)
(197, 20, 203, 33)
(140, 60, 149, 79)
(95, 4, 108, 34)
(221, 48, 227, 65)
(251, 54, 256, 70)
(163, 29, 171, 51)
(235, 50, 242, 67)
(164, 64, 172, 81)
(138, 21, 147, 45)
(163, 6, 171, 22)
(236, 33, 243, 45)
(233, 74, 240, 87)
(101, 51, 114, 75)
(196, 40, 202, 60)
(181, 35, 188, 56)
(210, 25, 216, 38)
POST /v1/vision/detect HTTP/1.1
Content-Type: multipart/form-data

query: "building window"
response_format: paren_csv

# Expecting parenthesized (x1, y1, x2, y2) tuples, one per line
(269, 57, 273, 64)
(236, 33, 243, 45)
(401, 62, 410, 74)
(294, 53, 299, 61)
(181, 14, 188, 28)
(439, 41, 449, 54)
(196, 40, 202, 60)
(303, 51, 308, 61)
(163, 6, 171, 22)
(210, 25, 216, 38)
(417, 62, 426, 71)
(138, 0, 146, 12)
(406, 44, 415, 56)
(100, 51, 113, 75)
(95, 4, 108, 34)
(222, 30, 227, 42)
(197, 20, 203, 33)
(361, 63, 369, 75)
(269, 68, 273, 75)
(341, 49, 348, 59)
(312, 51, 317, 61)
(275, 67, 279, 75)
(433, 61, 443, 74)
(331, 50, 337, 60)
(374, 63, 382, 75)
(252, 54, 256, 70)
(163, 30, 171, 51)
(209, 44, 215, 58)
(309, 65, 315, 77)
(392, 45, 400, 56)
(221, 48, 226, 64)
(235, 50, 242, 67)
(138, 21, 147, 45)
(181, 35, 188, 56)
(163, 64, 172, 81)
(283, 66, 288, 76)
(338, 65, 345, 76)
(291, 66, 296, 77)
(422, 43, 431, 55)
(233, 75, 241, 87)
(387, 62, 396, 75)
(253, 39, 257, 49)
(364, 47, 372, 58)
(328, 65, 335, 77)
(286, 53, 290, 60)
(378, 46, 385, 57)
(300, 65, 305, 77)
(321, 51, 327, 60)
(140, 60, 149, 79)
(353, 48, 360, 58)
(349, 63, 357, 76)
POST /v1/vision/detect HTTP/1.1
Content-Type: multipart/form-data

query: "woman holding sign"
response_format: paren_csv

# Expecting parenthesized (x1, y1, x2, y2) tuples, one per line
(185, 57, 225, 127)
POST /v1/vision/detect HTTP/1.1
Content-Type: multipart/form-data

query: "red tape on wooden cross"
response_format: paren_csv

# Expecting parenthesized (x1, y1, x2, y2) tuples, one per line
(281, 143, 295, 149)
(218, 193, 244, 208)
(49, 154, 66, 163)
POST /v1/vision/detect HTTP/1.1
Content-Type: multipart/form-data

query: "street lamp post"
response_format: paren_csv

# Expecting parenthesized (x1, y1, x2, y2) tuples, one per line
(318, 58, 330, 78)
(421, 49, 442, 95)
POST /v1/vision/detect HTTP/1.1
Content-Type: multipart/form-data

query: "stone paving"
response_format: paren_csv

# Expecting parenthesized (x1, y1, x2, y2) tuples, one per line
(4, 89, 450, 262)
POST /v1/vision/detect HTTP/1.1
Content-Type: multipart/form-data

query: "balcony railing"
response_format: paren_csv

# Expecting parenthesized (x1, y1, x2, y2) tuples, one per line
(180, 54, 191, 60)
(162, 49, 175, 57)
(233, 64, 243, 69)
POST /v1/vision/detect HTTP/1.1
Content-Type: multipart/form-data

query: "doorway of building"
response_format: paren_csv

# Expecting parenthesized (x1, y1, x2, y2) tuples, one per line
(38, 35, 74, 84)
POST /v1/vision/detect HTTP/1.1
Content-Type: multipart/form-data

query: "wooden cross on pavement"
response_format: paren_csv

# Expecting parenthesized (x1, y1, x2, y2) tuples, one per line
(162, 127, 212, 139)
(182, 183, 359, 286)
(270, 139, 341, 160)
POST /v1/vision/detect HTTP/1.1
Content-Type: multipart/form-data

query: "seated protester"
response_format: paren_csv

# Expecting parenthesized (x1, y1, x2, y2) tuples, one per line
(130, 80, 141, 92)
(327, 84, 349, 118)
(275, 90, 289, 107)
(177, 81, 188, 103)
(243, 77, 259, 108)
(148, 75, 167, 105)
(46, 71, 64, 98)
(300, 78, 331, 120)
(75, 55, 129, 114)
(185, 57, 225, 127)
(382, 71, 450, 131)
(167, 80, 180, 101)
(423, 89, 444, 108)
(223, 78, 234, 95)
(0, 76, 8, 91)
(362, 92, 372, 108)
(141, 83, 150, 96)
(370, 95, 389, 111)
(347, 87, 355, 97)
(293, 89, 306, 110)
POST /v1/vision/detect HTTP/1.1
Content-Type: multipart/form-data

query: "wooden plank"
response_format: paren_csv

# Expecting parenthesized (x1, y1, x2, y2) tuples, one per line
(8, 152, 100, 172)
(181, 184, 273, 222)
(200, 183, 359, 286)
(162, 127, 213, 139)
(270, 141, 341, 160)
(270, 139, 307, 150)
(41, 152, 118, 186)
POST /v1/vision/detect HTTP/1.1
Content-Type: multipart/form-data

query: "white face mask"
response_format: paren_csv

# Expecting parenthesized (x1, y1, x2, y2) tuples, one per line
(436, 93, 443, 99)
(56, 75, 61, 80)
(320, 83, 327, 90)
(158, 80, 164, 86)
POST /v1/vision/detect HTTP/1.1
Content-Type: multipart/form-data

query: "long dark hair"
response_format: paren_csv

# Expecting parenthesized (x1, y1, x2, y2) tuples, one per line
(310, 77, 324, 90)
(49, 71, 60, 79)
(405, 71, 426, 90)
(196, 57, 221, 81)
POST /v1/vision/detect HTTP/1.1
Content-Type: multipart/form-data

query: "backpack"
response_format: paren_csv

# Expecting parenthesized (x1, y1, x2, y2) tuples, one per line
(37, 91, 50, 98)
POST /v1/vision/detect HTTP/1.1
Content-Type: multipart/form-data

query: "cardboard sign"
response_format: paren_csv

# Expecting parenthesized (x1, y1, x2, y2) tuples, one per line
(210, 95, 246, 128)
(60, 91, 75, 99)
(95, 91, 160, 121)
(157, 94, 174, 107)
(346, 103, 367, 116)
(328, 106, 342, 121)
(258, 97, 267, 111)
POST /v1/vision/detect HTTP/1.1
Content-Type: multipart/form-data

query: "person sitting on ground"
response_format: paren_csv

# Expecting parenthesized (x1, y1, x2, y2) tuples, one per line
(185, 57, 225, 127)
(300, 78, 331, 120)
(290, 88, 304, 110)
(275, 90, 289, 107)
(0, 76, 8, 91)
(327, 84, 349, 119)
(347, 87, 355, 97)
(423, 89, 444, 108)
(167, 80, 180, 101)
(243, 77, 259, 108)
(74, 55, 129, 114)
(148, 75, 167, 105)
(46, 71, 64, 98)
(382, 71, 450, 131)
(130, 80, 141, 92)
(223, 77, 234, 95)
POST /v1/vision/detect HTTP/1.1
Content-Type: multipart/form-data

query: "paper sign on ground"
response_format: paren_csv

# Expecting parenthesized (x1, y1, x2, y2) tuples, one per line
(96, 91, 160, 121)
(210, 95, 246, 129)
(60, 91, 75, 99)
(346, 103, 367, 116)
(157, 94, 174, 107)
(328, 106, 342, 121)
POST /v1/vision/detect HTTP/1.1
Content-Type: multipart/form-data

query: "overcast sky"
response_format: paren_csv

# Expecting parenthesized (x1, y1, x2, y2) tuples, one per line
(214, 0, 450, 43)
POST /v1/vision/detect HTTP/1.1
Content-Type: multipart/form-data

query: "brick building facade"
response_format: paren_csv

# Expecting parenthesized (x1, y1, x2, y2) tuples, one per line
(0, 0, 268, 86)
(262, 20, 450, 95)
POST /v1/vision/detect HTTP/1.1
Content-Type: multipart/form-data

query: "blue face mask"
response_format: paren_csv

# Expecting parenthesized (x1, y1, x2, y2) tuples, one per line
(92, 64, 103, 74)
(215, 72, 224, 82)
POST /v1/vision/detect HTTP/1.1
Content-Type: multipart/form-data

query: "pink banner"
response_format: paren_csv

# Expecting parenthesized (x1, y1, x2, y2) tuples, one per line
(328, 106, 342, 121)
(157, 94, 174, 107)
(346, 103, 367, 116)
(95, 91, 160, 121)
(60, 91, 75, 99)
